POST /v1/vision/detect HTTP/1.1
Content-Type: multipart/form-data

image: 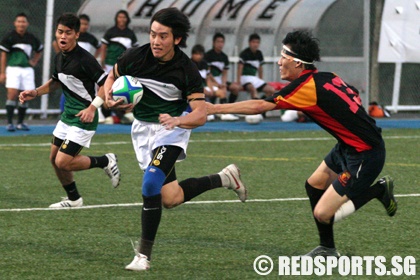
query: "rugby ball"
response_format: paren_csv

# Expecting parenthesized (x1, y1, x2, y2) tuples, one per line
(245, 114, 263, 124)
(111, 75, 143, 106)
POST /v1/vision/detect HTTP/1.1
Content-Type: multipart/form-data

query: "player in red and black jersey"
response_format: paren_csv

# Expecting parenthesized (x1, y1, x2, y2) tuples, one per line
(207, 30, 397, 257)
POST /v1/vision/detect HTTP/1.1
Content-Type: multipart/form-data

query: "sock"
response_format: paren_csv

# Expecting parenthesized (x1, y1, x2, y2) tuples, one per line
(88, 155, 109, 168)
(138, 239, 154, 260)
(140, 194, 162, 259)
(63, 181, 81, 201)
(305, 181, 335, 249)
(5, 100, 16, 124)
(229, 93, 238, 103)
(17, 106, 27, 124)
(350, 181, 385, 210)
(179, 174, 222, 202)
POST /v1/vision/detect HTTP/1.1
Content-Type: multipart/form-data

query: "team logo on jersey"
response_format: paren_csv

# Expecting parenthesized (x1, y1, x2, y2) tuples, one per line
(338, 171, 351, 186)
(61, 139, 70, 150)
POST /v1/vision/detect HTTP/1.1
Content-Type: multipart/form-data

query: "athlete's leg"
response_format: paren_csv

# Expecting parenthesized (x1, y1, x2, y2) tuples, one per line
(244, 83, 258, 99)
(5, 88, 19, 126)
(306, 161, 340, 249)
(261, 83, 275, 97)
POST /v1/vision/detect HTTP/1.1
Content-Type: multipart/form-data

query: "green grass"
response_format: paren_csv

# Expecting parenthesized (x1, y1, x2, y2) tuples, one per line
(0, 129, 419, 279)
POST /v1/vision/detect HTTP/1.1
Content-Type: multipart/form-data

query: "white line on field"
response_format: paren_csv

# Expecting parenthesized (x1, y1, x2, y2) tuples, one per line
(0, 193, 418, 212)
(1, 135, 419, 147)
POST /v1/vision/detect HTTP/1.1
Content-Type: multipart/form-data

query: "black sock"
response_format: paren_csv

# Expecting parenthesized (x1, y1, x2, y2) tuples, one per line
(305, 181, 335, 248)
(351, 181, 385, 210)
(140, 194, 162, 259)
(6, 105, 14, 124)
(17, 106, 27, 124)
(88, 155, 109, 168)
(179, 174, 222, 202)
(229, 93, 238, 103)
(63, 181, 81, 201)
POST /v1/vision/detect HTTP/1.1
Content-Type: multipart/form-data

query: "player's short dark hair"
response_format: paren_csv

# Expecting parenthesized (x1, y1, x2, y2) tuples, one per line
(114, 10, 131, 26)
(282, 30, 320, 69)
(249, 33, 260, 42)
(15, 12, 28, 20)
(213, 32, 225, 43)
(150, 7, 191, 48)
(191, 44, 205, 54)
(79, 14, 90, 22)
(56, 13, 80, 33)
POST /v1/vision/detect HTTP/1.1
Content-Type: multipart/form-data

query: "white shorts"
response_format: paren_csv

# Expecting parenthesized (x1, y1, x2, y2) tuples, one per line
(131, 114, 191, 171)
(53, 120, 96, 148)
(5, 66, 35, 90)
(240, 75, 266, 89)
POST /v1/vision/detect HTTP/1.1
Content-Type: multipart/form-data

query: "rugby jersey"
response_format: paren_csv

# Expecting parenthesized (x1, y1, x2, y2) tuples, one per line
(101, 26, 138, 65)
(52, 45, 107, 130)
(0, 30, 43, 67)
(116, 43, 203, 123)
(204, 49, 229, 78)
(267, 70, 382, 152)
(239, 47, 264, 76)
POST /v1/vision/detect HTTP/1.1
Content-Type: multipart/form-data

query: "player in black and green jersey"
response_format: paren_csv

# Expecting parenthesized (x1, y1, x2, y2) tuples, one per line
(19, 13, 121, 208)
(104, 8, 247, 271)
(0, 13, 43, 132)
(100, 10, 138, 73)
(204, 33, 242, 121)
(237, 33, 275, 99)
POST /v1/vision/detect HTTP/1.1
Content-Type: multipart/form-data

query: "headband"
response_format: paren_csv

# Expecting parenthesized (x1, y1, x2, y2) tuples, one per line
(282, 45, 314, 64)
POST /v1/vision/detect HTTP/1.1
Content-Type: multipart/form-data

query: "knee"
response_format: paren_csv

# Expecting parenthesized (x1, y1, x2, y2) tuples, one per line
(54, 157, 71, 171)
(142, 166, 166, 197)
(162, 199, 178, 209)
(313, 207, 333, 224)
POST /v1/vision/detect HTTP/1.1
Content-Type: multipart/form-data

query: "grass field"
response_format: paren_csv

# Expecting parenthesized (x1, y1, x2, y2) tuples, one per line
(0, 128, 419, 279)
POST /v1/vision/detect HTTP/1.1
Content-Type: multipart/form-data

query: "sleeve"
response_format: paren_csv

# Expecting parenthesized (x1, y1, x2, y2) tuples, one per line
(239, 50, 245, 64)
(34, 35, 44, 53)
(82, 52, 107, 86)
(186, 60, 204, 95)
(265, 76, 317, 110)
(115, 47, 137, 76)
(224, 54, 230, 70)
(93, 35, 101, 49)
(259, 51, 265, 65)
(0, 34, 11, 52)
(101, 28, 112, 45)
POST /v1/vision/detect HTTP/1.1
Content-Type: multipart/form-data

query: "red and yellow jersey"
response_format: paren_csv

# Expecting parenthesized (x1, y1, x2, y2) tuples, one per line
(267, 70, 383, 152)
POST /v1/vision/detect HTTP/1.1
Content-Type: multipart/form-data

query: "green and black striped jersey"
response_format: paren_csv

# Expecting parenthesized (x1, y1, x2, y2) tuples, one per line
(0, 30, 43, 67)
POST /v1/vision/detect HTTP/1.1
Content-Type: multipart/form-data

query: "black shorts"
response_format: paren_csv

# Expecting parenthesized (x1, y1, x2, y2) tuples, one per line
(325, 141, 385, 199)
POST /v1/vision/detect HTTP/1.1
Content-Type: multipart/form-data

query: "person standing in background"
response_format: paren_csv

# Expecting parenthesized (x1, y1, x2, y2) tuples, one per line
(0, 12, 43, 132)
(100, 10, 138, 123)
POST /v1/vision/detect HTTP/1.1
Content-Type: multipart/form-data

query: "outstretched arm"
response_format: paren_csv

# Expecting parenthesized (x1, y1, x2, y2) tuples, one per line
(207, 99, 277, 115)
(19, 79, 61, 104)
